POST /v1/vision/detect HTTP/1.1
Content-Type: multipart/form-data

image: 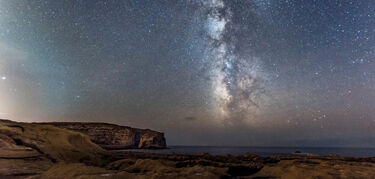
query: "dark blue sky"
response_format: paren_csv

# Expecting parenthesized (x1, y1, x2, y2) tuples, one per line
(0, 0, 375, 147)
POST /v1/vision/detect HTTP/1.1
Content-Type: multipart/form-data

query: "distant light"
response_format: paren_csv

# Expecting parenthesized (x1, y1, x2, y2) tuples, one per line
(1, 76, 6, 80)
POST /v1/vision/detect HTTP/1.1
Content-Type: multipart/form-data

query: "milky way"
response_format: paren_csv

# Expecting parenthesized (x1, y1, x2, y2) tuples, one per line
(201, 0, 265, 125)
(1, 0, 375, 146)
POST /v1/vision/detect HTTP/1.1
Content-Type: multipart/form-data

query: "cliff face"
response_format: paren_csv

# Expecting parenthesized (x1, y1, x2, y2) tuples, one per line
(45, 122, 167, 149)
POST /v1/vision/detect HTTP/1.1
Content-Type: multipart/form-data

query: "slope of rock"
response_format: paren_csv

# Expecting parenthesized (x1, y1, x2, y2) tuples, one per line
(0, 119, 109, 178)
(44, 122, 167, 149)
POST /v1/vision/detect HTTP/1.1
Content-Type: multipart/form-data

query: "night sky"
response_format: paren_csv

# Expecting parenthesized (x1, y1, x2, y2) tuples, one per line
(1, 0, 375, 147)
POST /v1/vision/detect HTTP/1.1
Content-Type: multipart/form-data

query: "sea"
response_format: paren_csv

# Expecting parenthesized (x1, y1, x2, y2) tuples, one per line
(122, 146, 375, 157)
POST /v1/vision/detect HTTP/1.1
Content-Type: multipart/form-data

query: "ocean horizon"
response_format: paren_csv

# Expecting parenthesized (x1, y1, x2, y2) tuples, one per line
(122, 146, 375, 157)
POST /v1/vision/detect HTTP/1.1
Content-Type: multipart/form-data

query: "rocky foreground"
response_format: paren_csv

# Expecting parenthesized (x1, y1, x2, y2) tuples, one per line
(1, 119, 375, 178)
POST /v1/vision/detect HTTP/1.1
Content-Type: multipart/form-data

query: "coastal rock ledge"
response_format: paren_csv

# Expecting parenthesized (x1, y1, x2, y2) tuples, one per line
(44, 122, 167, 149)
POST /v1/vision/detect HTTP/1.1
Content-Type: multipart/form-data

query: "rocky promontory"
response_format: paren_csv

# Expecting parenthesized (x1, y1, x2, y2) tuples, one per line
(42, 122, 167, 149)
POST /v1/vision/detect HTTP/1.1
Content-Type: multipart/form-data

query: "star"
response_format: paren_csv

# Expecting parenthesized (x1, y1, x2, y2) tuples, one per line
(1, 76, 6, 80)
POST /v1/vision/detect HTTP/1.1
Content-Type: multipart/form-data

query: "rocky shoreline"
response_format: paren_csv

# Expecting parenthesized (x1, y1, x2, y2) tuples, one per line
(1, 119, 375, 178)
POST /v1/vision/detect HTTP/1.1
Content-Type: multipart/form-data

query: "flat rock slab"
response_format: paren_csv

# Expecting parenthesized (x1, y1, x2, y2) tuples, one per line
(0, 157, 53, 177)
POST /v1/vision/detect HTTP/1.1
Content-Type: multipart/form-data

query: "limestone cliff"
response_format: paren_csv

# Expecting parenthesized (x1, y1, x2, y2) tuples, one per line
(44, 122, 167, 149)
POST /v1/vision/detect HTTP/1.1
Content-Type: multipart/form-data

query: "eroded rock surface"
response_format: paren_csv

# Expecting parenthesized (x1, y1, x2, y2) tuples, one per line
(0, 119, 109, 178)
(43, 122, 167, 149)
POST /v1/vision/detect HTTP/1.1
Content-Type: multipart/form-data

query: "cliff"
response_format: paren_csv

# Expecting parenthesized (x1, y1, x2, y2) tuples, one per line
(43, 122, 167, 149)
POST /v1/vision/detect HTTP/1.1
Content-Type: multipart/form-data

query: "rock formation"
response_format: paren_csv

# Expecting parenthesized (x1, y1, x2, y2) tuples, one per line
(0, 119, 109, 178)
(42, 122, 167, 149)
